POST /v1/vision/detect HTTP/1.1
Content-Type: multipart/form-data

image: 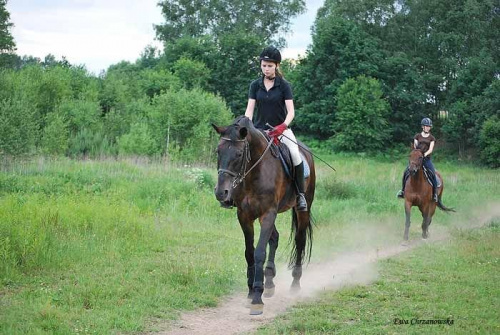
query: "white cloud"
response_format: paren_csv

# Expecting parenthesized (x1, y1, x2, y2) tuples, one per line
(8, 0, 163, 74)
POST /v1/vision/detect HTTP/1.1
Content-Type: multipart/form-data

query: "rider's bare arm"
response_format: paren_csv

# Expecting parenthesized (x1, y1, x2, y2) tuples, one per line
(284, 100, 295, 127)
(245, 99, 256, 120)
(425, 141, 435, 157)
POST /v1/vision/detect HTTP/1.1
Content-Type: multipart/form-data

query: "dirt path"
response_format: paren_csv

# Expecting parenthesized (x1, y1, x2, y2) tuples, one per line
(151, 203, 499, 335)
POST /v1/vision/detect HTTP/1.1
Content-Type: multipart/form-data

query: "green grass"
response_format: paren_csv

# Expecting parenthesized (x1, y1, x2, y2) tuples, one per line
(0, 154, 498, 333)
(256, 222, 500, 334)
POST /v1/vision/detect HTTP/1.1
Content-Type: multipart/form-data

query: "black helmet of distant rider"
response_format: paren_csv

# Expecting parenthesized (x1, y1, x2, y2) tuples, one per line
(259, 46, 281, 63)
(421, 117, 433, 127)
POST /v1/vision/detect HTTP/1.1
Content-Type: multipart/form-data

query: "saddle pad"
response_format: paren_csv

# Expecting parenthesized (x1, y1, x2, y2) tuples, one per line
(423, 167, 442, 188)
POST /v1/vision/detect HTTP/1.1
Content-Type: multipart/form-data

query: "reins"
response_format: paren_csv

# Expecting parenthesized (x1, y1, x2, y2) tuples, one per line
(218, 134, 274, 188)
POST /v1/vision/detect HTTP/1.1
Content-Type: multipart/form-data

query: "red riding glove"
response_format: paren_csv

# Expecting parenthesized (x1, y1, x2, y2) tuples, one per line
(268, 123, 287, 145)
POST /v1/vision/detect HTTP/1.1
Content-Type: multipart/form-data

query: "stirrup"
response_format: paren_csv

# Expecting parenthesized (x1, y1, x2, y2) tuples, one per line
(296, 193, 307, 211)
(433, 194, 438, 202)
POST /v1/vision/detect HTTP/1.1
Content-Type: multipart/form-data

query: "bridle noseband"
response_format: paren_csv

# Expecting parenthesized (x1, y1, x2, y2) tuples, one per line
(217, 135, 273, 188)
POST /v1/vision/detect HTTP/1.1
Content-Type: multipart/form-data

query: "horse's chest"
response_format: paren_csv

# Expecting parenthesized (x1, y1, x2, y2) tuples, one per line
(239, 194, 274, 216)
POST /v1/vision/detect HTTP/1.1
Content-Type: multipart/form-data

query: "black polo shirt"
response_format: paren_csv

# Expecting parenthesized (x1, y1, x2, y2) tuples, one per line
(248, 76, 293, 129)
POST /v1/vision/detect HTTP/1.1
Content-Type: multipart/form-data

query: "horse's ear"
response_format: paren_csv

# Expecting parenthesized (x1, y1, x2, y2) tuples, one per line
(239, 127, 248, 139)
(410, 141, 415, 150)
(212, 123, 226, 134)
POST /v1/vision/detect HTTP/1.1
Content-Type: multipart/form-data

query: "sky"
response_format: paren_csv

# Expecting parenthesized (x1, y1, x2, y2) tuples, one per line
(6, 0, 324, 75)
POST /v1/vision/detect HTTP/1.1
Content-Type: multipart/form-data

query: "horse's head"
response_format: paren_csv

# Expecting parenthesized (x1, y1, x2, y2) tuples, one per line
(211, 117, 251, 208)
(408, 149, 424, 176)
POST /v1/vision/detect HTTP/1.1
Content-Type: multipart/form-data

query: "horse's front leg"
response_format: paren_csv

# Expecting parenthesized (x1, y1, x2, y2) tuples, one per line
(421, 207, 434, 239)
(264, 225, 279, 298)
(238, 210, 255, 299)
(250, 210, 277, 315)
(403, 200, 412, 242)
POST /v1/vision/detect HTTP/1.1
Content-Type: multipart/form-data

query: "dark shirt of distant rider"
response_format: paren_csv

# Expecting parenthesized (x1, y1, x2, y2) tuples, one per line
(414, 132, 435, 159)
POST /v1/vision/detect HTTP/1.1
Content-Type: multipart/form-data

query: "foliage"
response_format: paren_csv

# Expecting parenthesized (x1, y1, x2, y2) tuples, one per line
(293, 16, 382, 137)
(332, 76, 390, 152)
(67, 128, 115, 158)
(155, 0, 306, 46)
(1, 0, 499, 164)
(478, 116, 500, 168)
(41, 112, 69, 155)
(117, 122, 158, 156)
(0, 0, 15, 68)
(172, 57, 211, 91)
(149, 88, 233, 162)
(295, 0, 499, 161)
(0, 96, 37, 155)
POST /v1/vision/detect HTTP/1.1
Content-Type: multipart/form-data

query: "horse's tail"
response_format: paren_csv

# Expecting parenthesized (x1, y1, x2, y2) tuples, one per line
(437, 196, 456, 212)
(288, 209, 314, 269)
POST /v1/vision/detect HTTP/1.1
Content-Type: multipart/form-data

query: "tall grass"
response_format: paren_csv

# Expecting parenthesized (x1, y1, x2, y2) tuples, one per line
(0, 155, 498, 333)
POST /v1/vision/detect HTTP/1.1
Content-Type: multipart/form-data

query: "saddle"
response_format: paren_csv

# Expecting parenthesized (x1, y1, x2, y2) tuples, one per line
(260, 130, 310, 179)
(276, 142, 310, 179)
(423, 166, 442, 188)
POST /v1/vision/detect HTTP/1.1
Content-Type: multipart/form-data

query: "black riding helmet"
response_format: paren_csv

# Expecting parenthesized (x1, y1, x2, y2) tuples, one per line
(421, 117, 433, 127)
(260, 46, 281, 63)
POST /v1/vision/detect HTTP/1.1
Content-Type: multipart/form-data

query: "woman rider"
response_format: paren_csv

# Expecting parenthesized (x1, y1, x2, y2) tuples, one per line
(397, 117, 439, 202)
(244, 46, 308, 211)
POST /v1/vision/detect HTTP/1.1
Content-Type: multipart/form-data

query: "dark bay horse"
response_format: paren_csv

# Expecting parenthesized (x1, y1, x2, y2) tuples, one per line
(212, 116, 315, 315)
(403, 149, 454, 241)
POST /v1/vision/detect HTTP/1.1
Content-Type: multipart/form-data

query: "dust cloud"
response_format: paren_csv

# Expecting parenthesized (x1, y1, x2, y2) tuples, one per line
(152, 202, 500, 335)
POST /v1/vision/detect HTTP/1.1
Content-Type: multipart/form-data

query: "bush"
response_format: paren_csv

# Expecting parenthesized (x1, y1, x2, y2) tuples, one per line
(117, 122, 158, 156)
(149, 88, 233, 162)
(479, 116, 500, 168)
(41, 112, 69, 155)
(0, 97, 38, 155)
(67, 128, 116, 158)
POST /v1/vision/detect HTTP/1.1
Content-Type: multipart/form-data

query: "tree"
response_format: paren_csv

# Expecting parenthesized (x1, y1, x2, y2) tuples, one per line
(172, 57, 211, 91)
(155, 1, 306, 115)
(0, 0, 16, 68)
(293, 16, 382, 138)
(0, 97, 37, 155)
(332, 76, 390, 152)
(155, 0, 305, 46)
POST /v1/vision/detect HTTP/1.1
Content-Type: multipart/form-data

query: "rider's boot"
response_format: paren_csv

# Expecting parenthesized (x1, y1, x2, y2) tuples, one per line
(294, 162, 307, 212)
(397, 169, 410, 199)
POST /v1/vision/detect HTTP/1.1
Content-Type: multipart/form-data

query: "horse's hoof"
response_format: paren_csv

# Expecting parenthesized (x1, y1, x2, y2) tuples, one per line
(290, 284, 301, 294)
(263, 286, 275, 298)
(249, 304, 264, 315)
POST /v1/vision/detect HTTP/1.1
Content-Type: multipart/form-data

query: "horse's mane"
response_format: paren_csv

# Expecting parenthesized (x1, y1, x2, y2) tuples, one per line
(232, 115, 262, 138)
(233, 115, 253, 129)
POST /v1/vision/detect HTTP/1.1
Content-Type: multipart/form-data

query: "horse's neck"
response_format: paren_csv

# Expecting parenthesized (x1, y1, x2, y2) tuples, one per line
(410, 169, 425, 187)
(247, 129, 268, 158)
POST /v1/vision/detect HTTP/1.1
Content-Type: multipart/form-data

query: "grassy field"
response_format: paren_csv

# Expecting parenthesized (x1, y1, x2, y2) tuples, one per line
(0, 154, 498, 334)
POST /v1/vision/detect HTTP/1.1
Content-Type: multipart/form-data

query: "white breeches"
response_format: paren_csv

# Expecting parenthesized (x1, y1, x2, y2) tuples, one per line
(279, 128, 302, 166)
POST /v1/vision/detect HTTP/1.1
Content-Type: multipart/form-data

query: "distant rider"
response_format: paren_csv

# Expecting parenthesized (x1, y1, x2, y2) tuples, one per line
(397, 117, 438, 202)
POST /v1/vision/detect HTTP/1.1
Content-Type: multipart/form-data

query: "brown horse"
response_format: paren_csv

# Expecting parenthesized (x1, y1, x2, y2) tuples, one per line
(403, 149, 454, 241)
(212, 116, 315, 315)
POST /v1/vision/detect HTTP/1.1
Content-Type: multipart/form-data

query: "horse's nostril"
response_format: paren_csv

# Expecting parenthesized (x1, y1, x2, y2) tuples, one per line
(224, 190, 229, 196)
